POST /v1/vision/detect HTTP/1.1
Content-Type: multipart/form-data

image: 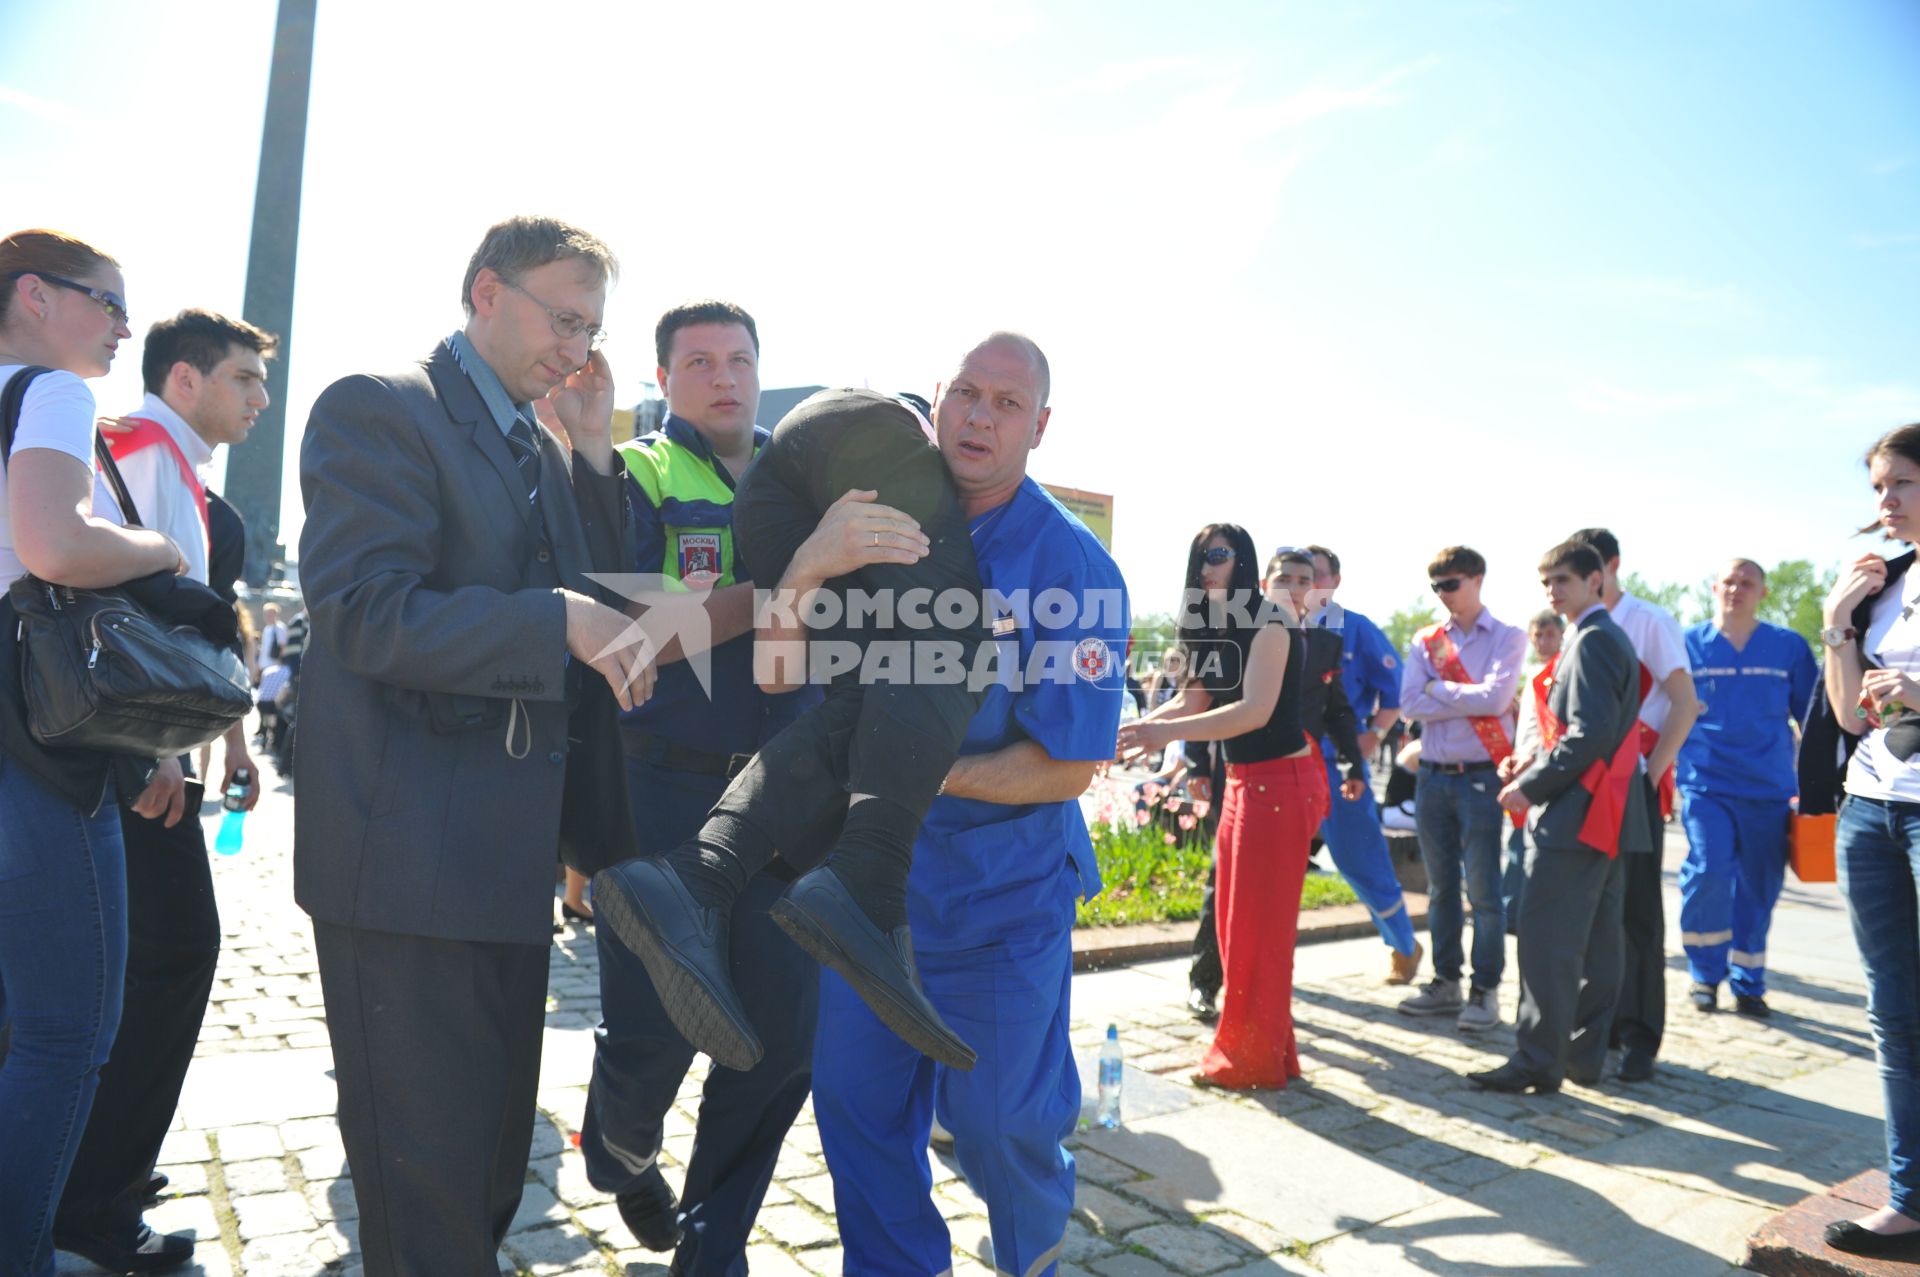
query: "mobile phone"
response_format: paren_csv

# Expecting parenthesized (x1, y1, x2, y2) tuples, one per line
(182, 777, 206, 809)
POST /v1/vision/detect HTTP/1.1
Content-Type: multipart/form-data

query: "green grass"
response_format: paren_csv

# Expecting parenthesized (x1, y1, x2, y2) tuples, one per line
(1074, 821, 1359, 927)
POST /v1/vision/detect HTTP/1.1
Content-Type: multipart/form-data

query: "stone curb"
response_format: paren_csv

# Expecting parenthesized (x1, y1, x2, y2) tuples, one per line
(1072, 893, 1430, 972)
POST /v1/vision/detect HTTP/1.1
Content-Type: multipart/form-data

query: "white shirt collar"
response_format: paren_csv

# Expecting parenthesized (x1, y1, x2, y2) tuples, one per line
(132, 392, 215, 472)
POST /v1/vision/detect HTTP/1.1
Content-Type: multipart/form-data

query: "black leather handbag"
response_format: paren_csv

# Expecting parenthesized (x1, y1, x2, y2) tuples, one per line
(2, 366, 251, 755)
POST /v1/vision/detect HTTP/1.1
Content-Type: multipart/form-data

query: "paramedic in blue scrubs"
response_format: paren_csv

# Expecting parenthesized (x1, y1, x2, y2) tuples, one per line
(764, 333, 1128, 1276)
(1676, 558, 1818, 1017)
(1306, 545, 1424, 984)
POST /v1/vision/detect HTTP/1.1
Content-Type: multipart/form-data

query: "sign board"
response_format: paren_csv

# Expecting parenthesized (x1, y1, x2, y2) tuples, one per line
(1042, 484, 1113, 549)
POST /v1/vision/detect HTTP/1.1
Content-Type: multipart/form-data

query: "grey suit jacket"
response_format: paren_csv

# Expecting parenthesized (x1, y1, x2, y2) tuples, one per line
(1516, 607, 1652, 855)
(294, 343, 637, 944)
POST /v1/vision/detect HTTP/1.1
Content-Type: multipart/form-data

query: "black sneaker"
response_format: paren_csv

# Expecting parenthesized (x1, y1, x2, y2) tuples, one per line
(616, 1164, 681, 1251)
(1689, 982, 1717, 1013)
(53, 1222, 194, 1273)
(1734, 993, 1771, 1018)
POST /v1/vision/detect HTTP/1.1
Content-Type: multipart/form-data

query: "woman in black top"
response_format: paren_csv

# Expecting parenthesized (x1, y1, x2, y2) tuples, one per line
(1118, 523, 1330, 1089)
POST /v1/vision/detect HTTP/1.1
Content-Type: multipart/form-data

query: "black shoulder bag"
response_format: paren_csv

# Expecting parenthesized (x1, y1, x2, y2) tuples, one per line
(3, 366, 252, 757)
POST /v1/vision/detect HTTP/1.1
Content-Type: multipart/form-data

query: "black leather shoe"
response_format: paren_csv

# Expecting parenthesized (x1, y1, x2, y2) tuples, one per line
(54, 1222, 194, 1273)
(1187, 986, 1219, 1023)
(617, 1164, 682, 1251)
(1466, 1061, 1560, 1094)
(1734, 993, 1771, 1018)
(771, 866, 977, 1071)
(143, 1172, 169, 1206)
(1825, 1219, 1920, 1257)
(1688, 981, 1717, 1012)
(592, 860, 763, 1071)
(1617, 1046, 1656, 1082)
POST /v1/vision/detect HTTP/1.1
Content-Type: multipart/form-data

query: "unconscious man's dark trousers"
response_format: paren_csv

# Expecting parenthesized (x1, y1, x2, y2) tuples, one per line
(56, 787, 221, 1237)
(725, 392, 988, 853)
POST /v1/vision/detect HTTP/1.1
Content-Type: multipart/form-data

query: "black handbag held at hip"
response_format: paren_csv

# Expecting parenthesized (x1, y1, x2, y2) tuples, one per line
(2, 366, 251, 756)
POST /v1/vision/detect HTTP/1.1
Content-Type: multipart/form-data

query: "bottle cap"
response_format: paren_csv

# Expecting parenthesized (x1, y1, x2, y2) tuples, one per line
(1105, 1024, 1118, 1039)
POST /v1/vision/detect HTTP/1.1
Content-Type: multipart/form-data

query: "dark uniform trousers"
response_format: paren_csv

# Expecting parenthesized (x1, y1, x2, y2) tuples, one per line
(54, 787, 221, 1236)
(1611, 774, 1667, 1056)
(583, 760, 819, 1275)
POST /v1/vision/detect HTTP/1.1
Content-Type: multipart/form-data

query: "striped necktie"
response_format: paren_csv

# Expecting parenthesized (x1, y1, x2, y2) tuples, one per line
(505, 414, 540, 505)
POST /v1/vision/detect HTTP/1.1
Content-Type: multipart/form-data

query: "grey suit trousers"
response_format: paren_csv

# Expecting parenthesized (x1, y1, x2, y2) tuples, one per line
(314, 923, 548, 1277)
(1513, 841, 1626, 1083)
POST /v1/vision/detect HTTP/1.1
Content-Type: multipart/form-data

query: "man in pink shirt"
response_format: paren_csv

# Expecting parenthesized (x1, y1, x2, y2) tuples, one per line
(1397, 546, 1528, 1032)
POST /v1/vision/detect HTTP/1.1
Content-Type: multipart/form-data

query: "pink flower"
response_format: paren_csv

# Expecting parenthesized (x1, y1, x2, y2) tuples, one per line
(1177, 813, 1197, 831)
(1163, 832, 1178, 845)
(1141, 781, 1164, 801)
(1135, 808, 1152, 827)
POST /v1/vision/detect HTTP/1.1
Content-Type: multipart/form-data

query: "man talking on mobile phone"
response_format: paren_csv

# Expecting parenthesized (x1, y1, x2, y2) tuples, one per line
(296, 216, 654, 1276)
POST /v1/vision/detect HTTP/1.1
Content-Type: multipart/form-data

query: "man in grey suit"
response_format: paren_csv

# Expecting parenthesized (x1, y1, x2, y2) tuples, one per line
(1470, 539, 1650, 1094)
(296, 215, 654, 1275)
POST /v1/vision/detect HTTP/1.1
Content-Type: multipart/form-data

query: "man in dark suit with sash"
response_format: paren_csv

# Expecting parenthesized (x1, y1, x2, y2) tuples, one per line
(296, 216, 652, 1275)
(1471, 538, 1649, 1094)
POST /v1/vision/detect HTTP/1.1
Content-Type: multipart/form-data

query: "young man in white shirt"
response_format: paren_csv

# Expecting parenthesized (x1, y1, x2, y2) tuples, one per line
(1569, 527, 1700, 1083)
(53, 309, 275, 1271)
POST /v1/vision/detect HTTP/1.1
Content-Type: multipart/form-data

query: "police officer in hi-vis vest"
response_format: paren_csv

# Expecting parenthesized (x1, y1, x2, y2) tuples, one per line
(579, 301, 819, 1270)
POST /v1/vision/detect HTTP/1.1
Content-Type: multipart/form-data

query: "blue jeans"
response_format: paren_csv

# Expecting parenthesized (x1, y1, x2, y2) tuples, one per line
(1318, 756, 1417, 956)
(0, 754, 127, 1277)
(1414, 767, 1506, 990)
(1837, 794, 1920, 1220)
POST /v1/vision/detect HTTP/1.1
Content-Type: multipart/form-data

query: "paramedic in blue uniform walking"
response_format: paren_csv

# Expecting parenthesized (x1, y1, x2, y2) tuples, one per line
(1675, 558, 1818, 1018)
(1305, 544, 1424, 984)
(784, 333, 1128, 1276)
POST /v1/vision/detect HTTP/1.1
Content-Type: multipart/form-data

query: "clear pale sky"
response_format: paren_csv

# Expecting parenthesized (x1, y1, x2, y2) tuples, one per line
(4, 0, 1916, 632)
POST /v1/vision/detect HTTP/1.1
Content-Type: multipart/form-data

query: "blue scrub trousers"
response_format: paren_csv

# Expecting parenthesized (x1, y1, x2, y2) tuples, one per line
(1318, 755, 1417, 956)
(583, 757, 819, 1276)
(1678, 790, 1788, 998)
(814, 926, 1078, 1277)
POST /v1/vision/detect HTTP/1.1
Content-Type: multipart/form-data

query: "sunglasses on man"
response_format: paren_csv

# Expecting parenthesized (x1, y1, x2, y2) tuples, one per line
(1429, 576, 1465, 594)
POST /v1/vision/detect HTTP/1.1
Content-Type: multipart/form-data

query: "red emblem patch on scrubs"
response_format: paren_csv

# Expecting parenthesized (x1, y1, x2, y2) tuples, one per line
(1073, 636, 1114, 683)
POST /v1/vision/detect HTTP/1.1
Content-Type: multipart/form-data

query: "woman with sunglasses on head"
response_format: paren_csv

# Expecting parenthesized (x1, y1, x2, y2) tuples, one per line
(1117, 523, 1326, 1089)
(0, 229, 192, 1276)
(1807, 422, 1920, 1261)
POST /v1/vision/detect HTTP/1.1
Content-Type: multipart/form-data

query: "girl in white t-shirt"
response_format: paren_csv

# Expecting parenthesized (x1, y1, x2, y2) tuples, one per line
(0, 229, 190, 1277)
(1822, 420, 1920, 1260)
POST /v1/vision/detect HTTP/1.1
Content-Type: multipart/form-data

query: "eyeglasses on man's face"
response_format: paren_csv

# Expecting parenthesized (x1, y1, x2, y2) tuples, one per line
(505, 278, 606, 351)
(1202, 547, 1236, 566)
(1430, 576, 1465, 594)
(13, 272, 130, 327)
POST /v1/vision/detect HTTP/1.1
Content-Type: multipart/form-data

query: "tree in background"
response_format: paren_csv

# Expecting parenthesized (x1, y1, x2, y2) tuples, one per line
(1383, 598, 1439, 656)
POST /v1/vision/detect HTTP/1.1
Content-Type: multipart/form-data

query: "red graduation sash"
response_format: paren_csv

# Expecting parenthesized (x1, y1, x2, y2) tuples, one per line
(1635, 659, 1675, 819)
(106, 418, 209, 536)
(1532, 655, 1648, 857)
(1421, 624, 1524, 828)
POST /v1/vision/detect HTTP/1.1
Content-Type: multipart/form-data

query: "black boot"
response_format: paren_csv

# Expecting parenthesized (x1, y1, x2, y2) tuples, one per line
(616, 1164, 681, 1251)
(771, 865, 975, 1070)
(52, 1221, 194, 1274)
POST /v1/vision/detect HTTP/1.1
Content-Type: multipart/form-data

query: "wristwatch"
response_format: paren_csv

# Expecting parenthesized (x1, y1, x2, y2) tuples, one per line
(1822, 625, 1856, 649)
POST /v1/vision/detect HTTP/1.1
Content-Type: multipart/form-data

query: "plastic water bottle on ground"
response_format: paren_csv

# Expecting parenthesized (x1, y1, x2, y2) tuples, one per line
(1096, 1024, 1123, 1129)
(214, 767, 250, 856)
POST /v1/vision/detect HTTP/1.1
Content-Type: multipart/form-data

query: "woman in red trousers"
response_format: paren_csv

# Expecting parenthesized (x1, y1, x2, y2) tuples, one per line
(1118, 523, 1328, 1089)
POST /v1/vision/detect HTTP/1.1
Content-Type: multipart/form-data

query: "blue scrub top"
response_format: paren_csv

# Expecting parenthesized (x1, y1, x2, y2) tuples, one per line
(1314, 605, 1401, 758)
(1675, 620, 1818, 800)
(907, 478, 1130, 951)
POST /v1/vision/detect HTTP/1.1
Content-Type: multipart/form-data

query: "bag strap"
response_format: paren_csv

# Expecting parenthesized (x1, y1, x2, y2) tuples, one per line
(1, 365, 54, 468)
(92, 432, 145, 529)
(1, 365, 144, 528)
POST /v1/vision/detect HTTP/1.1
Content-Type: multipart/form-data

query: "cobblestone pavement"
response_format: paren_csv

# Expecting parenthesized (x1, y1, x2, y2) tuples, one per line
(66, 774, 1883, 1276)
